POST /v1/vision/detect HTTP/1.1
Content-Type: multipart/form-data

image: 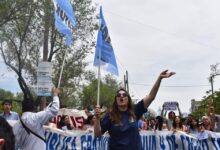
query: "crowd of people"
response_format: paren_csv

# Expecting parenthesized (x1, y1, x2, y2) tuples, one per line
(0, 70, 220, 150)
(138, 110, 220, 135)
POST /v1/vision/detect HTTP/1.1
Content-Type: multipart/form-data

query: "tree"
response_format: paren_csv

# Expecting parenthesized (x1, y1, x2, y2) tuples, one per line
(0, 0, 30, 26)
(0, 88, 23, 114)
(0, 0, 98, 107)
(0, 0, 38, 101)
(0, 88, 14, 100)
(80, 73, 119, 110)
(191, 90, 220, 119)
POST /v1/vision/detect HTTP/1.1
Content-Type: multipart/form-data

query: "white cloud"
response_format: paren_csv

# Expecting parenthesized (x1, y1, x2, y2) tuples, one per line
(92, 0, 220, 113)
(1, 0, 220, 114)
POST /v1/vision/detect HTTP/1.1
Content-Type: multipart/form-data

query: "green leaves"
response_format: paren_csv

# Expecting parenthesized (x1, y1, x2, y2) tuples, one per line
(80, 74, 119, 110)
(192, 90, 220, 119)
(0, 0, 98, 105)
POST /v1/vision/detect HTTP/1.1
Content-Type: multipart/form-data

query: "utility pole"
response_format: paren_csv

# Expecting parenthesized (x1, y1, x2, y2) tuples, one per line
(210, 63, 220, 101)
(124, 70, 129, 94)
(210, 75, 214, 100)
(126, 71, 129, 94)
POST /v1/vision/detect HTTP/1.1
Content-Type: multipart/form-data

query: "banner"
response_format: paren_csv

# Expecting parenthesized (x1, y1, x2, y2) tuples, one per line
(93, 6, 119, 76)
(45, 127, 220, 150)
(164, 101, 178, 111)
(50, 108, 88, 129)
(37, 62, 53, 96)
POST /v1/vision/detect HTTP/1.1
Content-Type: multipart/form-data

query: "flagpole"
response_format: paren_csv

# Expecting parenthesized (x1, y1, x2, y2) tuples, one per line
(96, 5, 102, 106)
(57, 48, 68, 88)
(52, 0, 76, 88)
(95, 6, 119, 105)
(97, 47, 101, 106)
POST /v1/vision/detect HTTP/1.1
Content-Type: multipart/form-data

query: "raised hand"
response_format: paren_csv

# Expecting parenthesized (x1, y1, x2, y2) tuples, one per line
(53, 87, 60, 96)
(159, 70, 176, 79)
(95, 105, 101, 119)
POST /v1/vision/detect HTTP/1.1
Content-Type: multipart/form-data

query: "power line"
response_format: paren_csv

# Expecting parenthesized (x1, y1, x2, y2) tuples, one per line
(103, 10, 217, 93)
(115, 55, 142, 95)
(130, 82, 210, 88)
(105, 10, 220, 51)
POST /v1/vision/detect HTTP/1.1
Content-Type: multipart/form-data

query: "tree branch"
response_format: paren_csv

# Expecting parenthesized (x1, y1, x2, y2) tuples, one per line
(0, 43, 19, 75)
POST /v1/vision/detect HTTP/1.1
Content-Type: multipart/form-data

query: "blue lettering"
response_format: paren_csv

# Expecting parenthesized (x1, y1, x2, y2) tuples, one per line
(171, 135, 178, 150)
(81, 135, 87, 150)
(140, 135, 156, 150)
(71, 137, 77, 150)
(141, 135, 147, 150)
(201, 139, 209, 150)
(80, 135, 95, 150)
(47, 132, 60, 150)
(44, 130, 220, 150)
(166, 135, 173, 150)
(87, 135, 92, 150)
(151, 135, 156, 150)
(159, 135, 166, 150)
(195, 139, 209, 150)
(180, 135, 185, 150)
(61, 136, 72, 150)
(185, 136, 194, 150)
(216, 138, 220, 147)
(211, 138, 219, 150)
(100, 136, 109, 150)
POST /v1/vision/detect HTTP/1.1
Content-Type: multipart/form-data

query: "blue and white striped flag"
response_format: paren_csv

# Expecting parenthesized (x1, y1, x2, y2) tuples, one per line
(93, 6, 119, 76)
(53, 0, 76, 47)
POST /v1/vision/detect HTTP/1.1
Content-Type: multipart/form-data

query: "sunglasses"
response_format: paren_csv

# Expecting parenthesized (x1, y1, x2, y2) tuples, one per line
(116, 93, 128, 97)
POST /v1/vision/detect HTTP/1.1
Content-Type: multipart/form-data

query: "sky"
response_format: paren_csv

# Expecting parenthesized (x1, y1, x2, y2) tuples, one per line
(89, 0, 220, 114)
(1, 0, 220, 114)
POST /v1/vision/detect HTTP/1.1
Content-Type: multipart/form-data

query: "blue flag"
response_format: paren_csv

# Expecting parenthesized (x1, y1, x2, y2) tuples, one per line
(53, 0, 76, 47)
(93, 6, 119, 76)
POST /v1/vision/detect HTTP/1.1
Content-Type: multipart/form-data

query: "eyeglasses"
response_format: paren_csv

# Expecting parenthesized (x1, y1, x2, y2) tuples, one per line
(116, 93, 128, 97)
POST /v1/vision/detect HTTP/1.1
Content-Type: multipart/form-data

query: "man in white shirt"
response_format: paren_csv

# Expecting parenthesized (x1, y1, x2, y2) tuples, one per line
(13, 88, 60, 150)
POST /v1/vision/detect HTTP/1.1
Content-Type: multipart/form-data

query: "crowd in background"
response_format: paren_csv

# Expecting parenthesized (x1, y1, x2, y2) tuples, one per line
(1, 95, 220, 149)
(137, 101, 220, 140)
(1, 98, 220, 132)
(1, 97, 220, 134)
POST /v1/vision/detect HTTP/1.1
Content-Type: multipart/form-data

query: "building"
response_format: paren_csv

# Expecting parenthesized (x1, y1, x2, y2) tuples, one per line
(191, 99, 202, 113)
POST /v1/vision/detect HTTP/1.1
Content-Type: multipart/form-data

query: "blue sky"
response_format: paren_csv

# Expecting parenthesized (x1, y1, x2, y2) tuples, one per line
(0, 62, 20, 93)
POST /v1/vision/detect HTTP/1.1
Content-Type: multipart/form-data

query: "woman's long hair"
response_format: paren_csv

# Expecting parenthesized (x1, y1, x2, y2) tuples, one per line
(168, 111, 175, 120)
(190, 118, 199, 130)
(155, 116, 163, 131)
(58, 115, 72, 130)
(109, 88, 135, 124)
(172, 116, 183, 129)
(0, 116, 15, 150)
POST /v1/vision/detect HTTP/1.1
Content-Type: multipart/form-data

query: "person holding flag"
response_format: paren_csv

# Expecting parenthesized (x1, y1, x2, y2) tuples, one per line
(94, 70, 175, 150)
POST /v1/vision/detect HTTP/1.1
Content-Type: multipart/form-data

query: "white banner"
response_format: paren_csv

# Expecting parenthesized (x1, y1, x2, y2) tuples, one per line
(50, 108, 88, 129)
(164, 101, 177, 111)
(45, 127, 220, 150)
(37, 62, 52, 96)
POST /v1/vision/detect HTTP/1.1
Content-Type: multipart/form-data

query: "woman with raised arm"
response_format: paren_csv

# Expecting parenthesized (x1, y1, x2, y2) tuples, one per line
(94, 70, 175, 150)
